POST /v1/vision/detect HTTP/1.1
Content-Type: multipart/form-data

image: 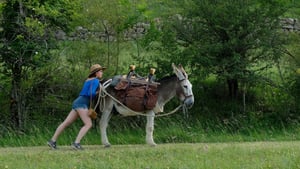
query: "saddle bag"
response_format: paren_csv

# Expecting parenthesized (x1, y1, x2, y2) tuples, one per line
(88, 108, 97, 120)
(114, 79, 158, 112)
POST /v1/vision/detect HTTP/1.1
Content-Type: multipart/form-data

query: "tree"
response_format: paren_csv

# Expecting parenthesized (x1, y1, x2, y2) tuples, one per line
(0, 0, 81, 129)
(165, 0, 288, 98)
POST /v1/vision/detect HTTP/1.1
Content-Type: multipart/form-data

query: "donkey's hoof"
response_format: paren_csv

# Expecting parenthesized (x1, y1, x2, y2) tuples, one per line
(104, 144, 111, 148)
(149, 143, 157, 147)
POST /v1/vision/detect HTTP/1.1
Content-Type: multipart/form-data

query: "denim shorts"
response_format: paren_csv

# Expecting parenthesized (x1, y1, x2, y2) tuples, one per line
(72, 96, 90, 110)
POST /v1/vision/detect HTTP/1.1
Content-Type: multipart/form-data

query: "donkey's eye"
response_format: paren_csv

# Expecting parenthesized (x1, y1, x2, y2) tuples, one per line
(184, 85, 188, 88)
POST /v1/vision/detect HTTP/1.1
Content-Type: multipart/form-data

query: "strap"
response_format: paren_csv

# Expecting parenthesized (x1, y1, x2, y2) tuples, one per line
(100, 87, 183, 117)
(94, 79, 111, 110)
(89, 81, 93, 109)
(143, 76, 151, 109)
(90, 79, 103, 110)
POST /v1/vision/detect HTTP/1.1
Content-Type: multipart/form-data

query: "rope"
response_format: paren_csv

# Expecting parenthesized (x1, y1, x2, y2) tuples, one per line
(156, 105, 183, 117)
(96, 79, 183, 117)
(94, 79, 111, 112)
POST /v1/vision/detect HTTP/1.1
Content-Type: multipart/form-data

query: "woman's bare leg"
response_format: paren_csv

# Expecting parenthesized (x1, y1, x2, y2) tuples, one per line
(51, 109, 78, 142)
(74, 108, 92, 143)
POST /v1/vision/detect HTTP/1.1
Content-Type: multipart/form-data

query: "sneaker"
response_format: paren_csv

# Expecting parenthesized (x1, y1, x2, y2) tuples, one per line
(71, 142, 83, 150)
(47, 140, 57, 149)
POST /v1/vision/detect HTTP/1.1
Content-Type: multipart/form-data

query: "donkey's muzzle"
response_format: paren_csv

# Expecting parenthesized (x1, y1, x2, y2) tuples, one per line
(184, 96, 194, 109)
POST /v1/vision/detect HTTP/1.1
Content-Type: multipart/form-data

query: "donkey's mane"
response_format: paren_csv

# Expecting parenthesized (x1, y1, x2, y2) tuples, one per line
(157, 74, 177, 83)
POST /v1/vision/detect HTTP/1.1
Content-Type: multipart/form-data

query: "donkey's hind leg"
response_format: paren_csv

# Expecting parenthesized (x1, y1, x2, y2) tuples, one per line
(99, 99, 113, 147)
(146, 111, 156, 146)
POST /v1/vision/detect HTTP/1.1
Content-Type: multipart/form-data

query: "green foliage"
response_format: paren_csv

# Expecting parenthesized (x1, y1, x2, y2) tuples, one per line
(283, 0, 300, 17)
(137, 2, 300, 129)
(290, 73, 300, 113)
(1, 118, 300, 147)
(0, 0, 299, 136)
(180, 0, 287, 80)
(0, 0, 82, 128)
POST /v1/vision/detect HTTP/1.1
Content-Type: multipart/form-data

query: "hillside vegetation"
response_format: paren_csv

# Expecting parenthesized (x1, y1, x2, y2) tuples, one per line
(0, 0, 300, 144)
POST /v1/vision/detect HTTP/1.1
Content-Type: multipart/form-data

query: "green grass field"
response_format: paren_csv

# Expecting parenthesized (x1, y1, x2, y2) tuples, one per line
(1, 141, 300, 169)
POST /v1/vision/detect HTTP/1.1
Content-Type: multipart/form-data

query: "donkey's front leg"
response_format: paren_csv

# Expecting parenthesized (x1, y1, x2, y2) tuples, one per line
(100, 110, 112, 148)
(146, 111, 156, 146)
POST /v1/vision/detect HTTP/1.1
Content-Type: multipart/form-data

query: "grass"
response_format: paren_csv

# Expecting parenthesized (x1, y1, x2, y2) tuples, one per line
(2, 117, 300, 168)
(1, 141, 300, 169)
(2, 118, 300, 147)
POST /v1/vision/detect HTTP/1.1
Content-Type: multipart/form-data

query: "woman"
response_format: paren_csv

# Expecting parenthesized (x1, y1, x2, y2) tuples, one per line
(47, 64, 106, 150)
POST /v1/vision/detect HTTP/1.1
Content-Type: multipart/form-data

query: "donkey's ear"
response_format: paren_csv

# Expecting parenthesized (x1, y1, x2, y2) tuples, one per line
(178, 64, 188, 77)
(173, 63, 186, 80)
(172, 63, 179, 74)
(178, 64, 184, 72)
(172, 63, 177, 70)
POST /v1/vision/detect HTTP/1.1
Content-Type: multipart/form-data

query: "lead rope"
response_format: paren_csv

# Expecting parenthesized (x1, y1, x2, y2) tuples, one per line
(89, 83, 93, 110)
(93, 86, 101, 109)
(95, 79, 183, 117)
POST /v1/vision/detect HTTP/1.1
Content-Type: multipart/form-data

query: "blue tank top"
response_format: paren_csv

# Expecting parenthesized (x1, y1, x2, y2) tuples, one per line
(79, 78, 100, 98)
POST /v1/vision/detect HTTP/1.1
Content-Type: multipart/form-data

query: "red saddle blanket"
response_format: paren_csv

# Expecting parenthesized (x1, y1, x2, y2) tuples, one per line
(114, 79, 158, 112)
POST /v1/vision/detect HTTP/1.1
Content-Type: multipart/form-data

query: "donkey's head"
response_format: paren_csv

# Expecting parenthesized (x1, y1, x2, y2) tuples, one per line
(172, 63, 194, 109)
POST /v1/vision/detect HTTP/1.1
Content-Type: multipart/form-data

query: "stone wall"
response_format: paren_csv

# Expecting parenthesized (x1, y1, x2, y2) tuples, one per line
(55, 18, 299, 41)
(280, 18, 300, 32)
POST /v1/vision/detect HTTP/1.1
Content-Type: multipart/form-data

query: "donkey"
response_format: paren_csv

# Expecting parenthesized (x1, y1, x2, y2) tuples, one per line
(98, 63, 194, 147)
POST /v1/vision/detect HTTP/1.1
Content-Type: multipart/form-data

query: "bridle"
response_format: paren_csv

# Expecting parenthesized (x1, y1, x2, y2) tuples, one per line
(177, 76, 193, 118)
(177, 75, 193, 102)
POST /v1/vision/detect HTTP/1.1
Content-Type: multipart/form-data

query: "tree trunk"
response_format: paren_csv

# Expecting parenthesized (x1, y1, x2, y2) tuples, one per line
(242, 84, 246, 113)
(101, 20, 110, 67)
(10, 66, 25, 130)
(227, 78, 238, 99)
